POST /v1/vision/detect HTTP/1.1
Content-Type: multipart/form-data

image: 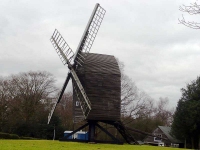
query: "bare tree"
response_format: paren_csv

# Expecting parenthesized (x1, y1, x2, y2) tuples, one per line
(117, 59, 174, 132)
(117, 60, 155, 124)
(179, 1, 200, 29)
(56, 92, 73, 130)
(153, 97, 174, 126)
(8, 71, 57, 124)
(0, 77, 11, 132)
(0, 71, 57, 134)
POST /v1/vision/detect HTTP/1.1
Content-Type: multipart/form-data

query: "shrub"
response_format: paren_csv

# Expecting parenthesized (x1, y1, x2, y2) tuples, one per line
(10, 134, 20, 139)
(20, 136, 38, 140)
(0, 132, 19, 139)
(0, 132, 10, 139)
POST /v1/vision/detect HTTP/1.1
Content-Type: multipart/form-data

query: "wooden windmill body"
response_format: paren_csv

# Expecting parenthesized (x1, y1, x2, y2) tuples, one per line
(74, 53, 121, 123)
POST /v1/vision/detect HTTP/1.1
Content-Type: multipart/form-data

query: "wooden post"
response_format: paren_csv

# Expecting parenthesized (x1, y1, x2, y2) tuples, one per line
(184, 138, 186, 148)
(191, 137, 194, 149)
(89, 121, 96, 142)
(53, 125, 55, 141)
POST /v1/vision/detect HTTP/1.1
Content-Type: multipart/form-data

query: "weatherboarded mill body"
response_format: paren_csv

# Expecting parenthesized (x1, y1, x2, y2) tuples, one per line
(73, 53, 121, 123)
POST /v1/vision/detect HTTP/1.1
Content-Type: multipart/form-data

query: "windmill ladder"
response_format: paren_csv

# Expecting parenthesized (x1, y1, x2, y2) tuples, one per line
(113, 121, 139, 144)
(96, 120, 137, 144)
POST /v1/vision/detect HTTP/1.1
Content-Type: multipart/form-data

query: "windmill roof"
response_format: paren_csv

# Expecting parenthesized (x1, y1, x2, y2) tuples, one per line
(78, 53, 120, 75)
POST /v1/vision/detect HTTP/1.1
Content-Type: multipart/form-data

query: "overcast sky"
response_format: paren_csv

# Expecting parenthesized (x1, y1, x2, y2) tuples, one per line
(1, 0, 200, 108)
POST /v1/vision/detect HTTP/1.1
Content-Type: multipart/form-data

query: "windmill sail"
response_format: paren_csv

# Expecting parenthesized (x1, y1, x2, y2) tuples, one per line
(71, 68, 91, 119)
(47, 101, 57, 124)
(48, 29, 74, 124)
(47, 73, 71, 124)
(73, 3, 106, 67)
(50, 29, 74, 65)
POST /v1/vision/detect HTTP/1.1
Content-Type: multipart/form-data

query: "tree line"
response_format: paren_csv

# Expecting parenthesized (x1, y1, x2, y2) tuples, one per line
(0, 71, 60, 139)
(0, 68, 198, 148)
(0, 64, 174, 141)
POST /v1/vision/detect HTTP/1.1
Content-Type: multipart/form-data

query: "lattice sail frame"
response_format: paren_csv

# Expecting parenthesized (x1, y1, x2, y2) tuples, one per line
(73, 4, 106, 67)
(47, 101, 57, 124)
(50, 29, 74, 65)
(47, 72, 71, 124)
(71, 68, 91, 119)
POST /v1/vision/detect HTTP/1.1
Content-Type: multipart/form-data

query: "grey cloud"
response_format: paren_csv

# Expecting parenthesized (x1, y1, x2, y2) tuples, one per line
(1, 0, 200, 108)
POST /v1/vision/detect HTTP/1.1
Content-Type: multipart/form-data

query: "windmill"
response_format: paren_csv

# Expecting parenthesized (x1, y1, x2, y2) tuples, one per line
(48, 3, 138, 144)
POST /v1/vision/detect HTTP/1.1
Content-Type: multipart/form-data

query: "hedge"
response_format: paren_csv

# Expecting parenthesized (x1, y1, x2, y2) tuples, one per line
(0, 132, 19, 139)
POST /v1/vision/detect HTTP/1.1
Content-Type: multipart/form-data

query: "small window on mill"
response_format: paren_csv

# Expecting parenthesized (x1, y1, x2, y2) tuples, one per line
(76, 101, 79, 107)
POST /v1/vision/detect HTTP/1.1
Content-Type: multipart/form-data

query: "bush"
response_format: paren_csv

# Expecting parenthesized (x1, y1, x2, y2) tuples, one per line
(10, 134, 20, 139)
(0, 132, 19, 139)
(20, 136, 38, 140)
(0, 132, 10, 139)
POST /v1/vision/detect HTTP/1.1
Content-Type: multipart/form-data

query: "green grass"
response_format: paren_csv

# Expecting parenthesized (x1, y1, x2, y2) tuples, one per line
(0, 140, 182, 150)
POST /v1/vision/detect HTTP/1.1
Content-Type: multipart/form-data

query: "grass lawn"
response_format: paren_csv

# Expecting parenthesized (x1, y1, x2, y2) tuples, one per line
(0, 140, 183, 150)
